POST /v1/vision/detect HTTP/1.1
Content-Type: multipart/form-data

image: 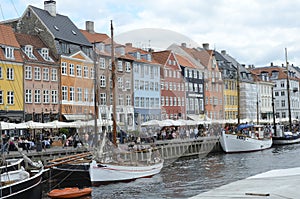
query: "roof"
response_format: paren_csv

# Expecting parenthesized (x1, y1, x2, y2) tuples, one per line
(152, 50, 171, 66)
(0, 24, 20, 47)
(15, 32, 58, 63)
(0, 24, 23, 62)
(251, 66, 296, 80)
(30, 6, 92, 47)
(175, 53, 197, 69)
(80, 30, 110, 44)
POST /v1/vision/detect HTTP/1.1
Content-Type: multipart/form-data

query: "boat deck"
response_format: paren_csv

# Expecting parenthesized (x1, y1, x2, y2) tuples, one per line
(191, 167, 300, 198)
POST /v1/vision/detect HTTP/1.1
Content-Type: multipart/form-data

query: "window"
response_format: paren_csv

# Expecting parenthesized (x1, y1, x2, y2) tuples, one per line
(126, 95, 131, 106)
(281, 91, 285, 96)
(118, 94, 124, 105)
(43, 68, 49, 81)
(51, 90, 58, 104)
(118, 77, 123, 89)
(40, 48, 53, 61)
(281, 81, 285, 88)
(77, 88, 82, 101)
(84, 88, 89, 102)
(161, 96, 164, 106)
(100, 76, 106, 87)
(25, 89, 32, 103)
(0, 90, 3, 104)
(117, 61, 123, 71)
(5, 47, 14, 59)
(0, 67, 2, 79)
(61, 62, 67, 75)
(100, 93, 106, 105)
(76, 65, 82, 77)
(99, 58, 105, 69)
(69, 64, 74, 75)
(281, 100, 285, 107)
(7, 68, 14, 80)
(90, 68, 95, 79)
(275, 91, 279, 96)
(125, 79, 130, 90)
(34, 67, 41, 80)
(51, 68, 57, 81)
(7, 91, 14, 104)
(125, 62, 131, 72)
(43, 90, 49, 103)
(34, 90, 41, 103)
(70, 87, 75, 101)
(24, 45, 36, 59)
(25, 66, 32, 79)
(83, 66, 89, 78)
(62, 86, 68, 100)
(134, 80, 139, 90)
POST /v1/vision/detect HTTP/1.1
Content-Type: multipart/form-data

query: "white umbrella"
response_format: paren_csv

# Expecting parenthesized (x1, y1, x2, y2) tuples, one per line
(24, 121, 53, 129)
(0, 121, 18, 130)
(141, 120, 162, 127)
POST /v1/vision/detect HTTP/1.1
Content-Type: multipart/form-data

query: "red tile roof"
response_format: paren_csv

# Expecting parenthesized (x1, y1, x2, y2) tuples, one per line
(80, 29, 110, 44)
(0, 24, 20, 47)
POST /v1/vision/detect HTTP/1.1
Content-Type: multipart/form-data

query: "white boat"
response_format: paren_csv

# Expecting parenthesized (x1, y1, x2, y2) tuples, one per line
(89, 158, 164, 185)
(88, 21, 164, 185)
(272, 131, 300, 145)
(220, 124, 272, 153)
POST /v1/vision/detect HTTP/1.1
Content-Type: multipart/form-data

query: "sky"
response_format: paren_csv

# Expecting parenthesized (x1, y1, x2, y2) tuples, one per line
(1, 0, 300, 67)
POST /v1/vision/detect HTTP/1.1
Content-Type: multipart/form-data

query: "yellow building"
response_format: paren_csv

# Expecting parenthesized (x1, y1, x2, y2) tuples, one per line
(0, 24, 24, 122)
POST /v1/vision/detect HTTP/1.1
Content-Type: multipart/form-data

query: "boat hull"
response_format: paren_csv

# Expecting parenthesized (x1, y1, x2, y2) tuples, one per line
(89, 160, 164, 185)
(0, 169, 43, 199)
(220, 132, 272, 153)
(47, 187, 92, 199)
(51, 164, 90, 186)
(272, 135, 300, 145)
(0, 159, 24, 174)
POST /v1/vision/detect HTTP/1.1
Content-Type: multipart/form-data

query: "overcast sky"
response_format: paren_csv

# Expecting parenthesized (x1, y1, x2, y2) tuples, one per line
(1, 0, 300, 67)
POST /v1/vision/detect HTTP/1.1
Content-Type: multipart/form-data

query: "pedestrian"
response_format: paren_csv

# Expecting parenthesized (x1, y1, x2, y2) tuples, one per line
(61, 133, 66, 148)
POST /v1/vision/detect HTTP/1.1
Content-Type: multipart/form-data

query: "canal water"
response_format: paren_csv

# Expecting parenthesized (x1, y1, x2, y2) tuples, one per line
(43, 144, 300, 198)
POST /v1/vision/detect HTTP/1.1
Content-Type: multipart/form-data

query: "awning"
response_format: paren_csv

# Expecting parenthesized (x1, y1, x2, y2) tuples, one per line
(63, 114, 93, 121)
(187, 114, 201, 121)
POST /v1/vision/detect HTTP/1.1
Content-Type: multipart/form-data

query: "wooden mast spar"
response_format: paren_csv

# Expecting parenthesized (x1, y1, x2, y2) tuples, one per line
(111, 20, 117, 147)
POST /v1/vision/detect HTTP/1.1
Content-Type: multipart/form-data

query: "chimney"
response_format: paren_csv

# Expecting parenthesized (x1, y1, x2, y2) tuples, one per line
(270, 62, 273, 66)
(125, 43, 132, 47)
(202, 43, 209, 50)
(86, 21, 94, 33)
(44, 0, 56, 17)
(181, 43, 186, 48)
(221, 50, 226, 55)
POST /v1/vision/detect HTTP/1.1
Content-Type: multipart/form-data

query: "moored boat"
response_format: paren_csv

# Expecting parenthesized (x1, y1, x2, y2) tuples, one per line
(47, 187, 92, 199)
(272, 131, 300, 145)
(0, 167, 44, 199)
(89, 152, 164, 185)
(220, 124, 272, 153)
(0, 158, 24, 174)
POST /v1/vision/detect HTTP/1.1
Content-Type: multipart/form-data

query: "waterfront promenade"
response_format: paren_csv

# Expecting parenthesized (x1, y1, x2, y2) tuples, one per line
(3, 136, 221, 165)
(191, 167, 300, 199)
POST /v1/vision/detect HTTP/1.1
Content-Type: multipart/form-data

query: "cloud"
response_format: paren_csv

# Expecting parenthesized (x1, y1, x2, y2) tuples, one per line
(3, 0, 300, 66)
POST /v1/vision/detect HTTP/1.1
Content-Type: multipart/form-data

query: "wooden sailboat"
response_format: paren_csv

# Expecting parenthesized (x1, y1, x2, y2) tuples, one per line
(219, 64, 272, 153)
(88, 20, 163, 185)
(272, 48, 300, 145)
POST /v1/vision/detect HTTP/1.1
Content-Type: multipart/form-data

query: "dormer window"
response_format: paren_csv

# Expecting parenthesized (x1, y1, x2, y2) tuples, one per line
(136, 52, 140, 60)
(23, 45, 36, 59)
(39, 48, 53, 62)
(5, 47, 14, 59)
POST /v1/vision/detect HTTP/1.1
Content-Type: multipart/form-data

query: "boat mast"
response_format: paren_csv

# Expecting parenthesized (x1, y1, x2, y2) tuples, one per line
(271, 86, 277, 135)
(93, 44, 98, 147)
(237, 64, 240, 125)
(285, 48, 292, 131)
(111, 20, 117, 146)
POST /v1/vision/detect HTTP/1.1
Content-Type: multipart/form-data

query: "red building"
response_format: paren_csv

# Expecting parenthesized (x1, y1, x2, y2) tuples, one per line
(153, 50, 186, 119)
